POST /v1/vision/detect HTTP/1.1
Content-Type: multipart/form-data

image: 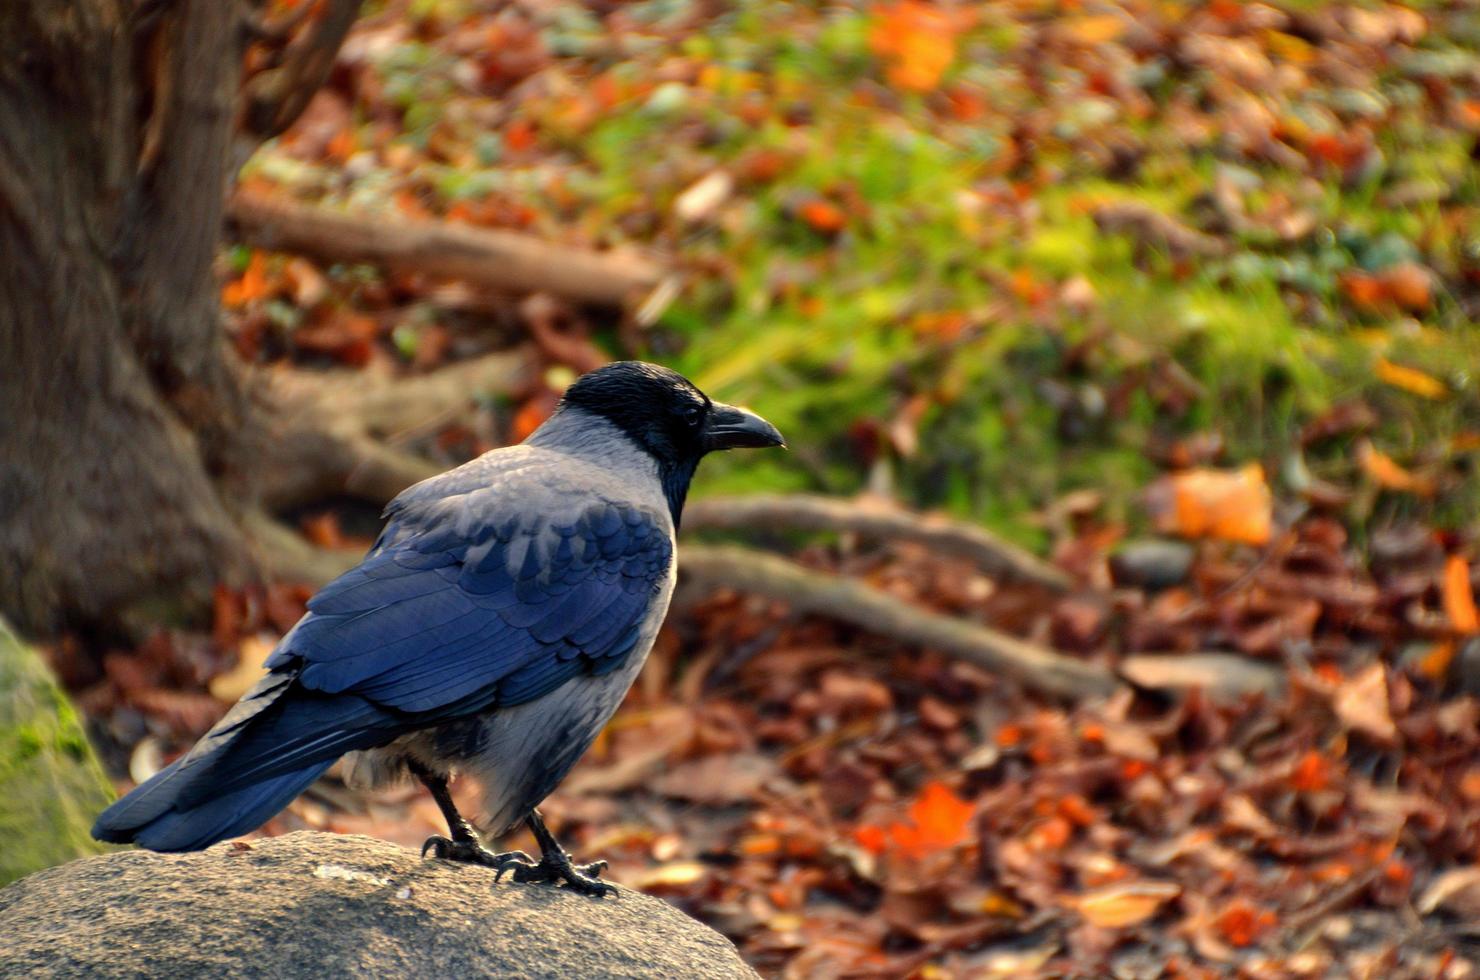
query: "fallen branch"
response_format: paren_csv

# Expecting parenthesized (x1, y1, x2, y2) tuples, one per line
(228, 190, 670, 308)
(683, 494, 1072, 593)
(678, 545, 1118, 702)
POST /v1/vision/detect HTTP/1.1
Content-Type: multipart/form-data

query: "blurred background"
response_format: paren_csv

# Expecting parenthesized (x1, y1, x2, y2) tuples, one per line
(2, 0, 1479, 975)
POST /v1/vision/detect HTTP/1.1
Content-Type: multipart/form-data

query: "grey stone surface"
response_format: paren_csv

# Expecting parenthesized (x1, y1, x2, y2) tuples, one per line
(0, 831, 758, 979)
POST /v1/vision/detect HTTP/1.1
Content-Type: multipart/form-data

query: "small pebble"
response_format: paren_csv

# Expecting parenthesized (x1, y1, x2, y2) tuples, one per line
(1109, 539, 1194, 591)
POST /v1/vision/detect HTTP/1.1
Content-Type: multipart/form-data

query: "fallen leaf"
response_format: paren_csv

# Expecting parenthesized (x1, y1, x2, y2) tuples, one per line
(905, 781, 974, 853)
(1332, 663, 1398, 744)
(1145, 464, 1272, 545)
(634, 861, 710, 889)
(1443, 556, 1479, 634)
(1059, 14, 1126, 45)
(868, 2, 963, 92)
(1357, 442, 1435, 496)
(674, 170, 734, 224)
(1417, 867, 1480, 918)
(283, 257, 329, 308)
(1381, 262, 1433, 312)
(1074, 881, 1180, 928)
(1376, 357, 1446, 399)
(856, 781, 975, 858)
(797, 198, 848, 234)
(510, 387, 560, 443)
(1120, 653, 1286, 702)
(209, 633, 277, 704)
(1214, 899, 1275, 947)
(293, 312, 379, 366)
(222, 251, 271, 307)
(1340, 271, 1387, 309)
(651, 753, 780, 805)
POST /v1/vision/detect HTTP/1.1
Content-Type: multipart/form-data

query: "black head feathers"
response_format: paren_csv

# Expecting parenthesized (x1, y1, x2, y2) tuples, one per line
(558, 361, 783, 520)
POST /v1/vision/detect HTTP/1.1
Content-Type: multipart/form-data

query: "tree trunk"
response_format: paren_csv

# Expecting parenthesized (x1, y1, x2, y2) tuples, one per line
(0, 2, 252, 634)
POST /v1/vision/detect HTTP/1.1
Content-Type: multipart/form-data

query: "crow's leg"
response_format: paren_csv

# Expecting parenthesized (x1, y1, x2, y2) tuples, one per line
(493, 809, 614, 897)
(410, 760, 532, 872)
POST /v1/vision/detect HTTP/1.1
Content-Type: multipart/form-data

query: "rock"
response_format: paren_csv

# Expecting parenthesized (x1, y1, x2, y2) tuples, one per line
(1108, 539, 1194, 591)
(0, 617, 117, 885)
(0, 832, 759, 979)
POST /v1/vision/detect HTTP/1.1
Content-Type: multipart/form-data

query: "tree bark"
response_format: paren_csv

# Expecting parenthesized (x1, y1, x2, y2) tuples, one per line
(0, 1, 253, 634)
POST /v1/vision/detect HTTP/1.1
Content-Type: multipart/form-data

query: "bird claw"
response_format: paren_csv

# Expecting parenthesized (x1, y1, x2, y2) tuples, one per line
(420, 835, 532, 871)
(497, 851, 615, 897)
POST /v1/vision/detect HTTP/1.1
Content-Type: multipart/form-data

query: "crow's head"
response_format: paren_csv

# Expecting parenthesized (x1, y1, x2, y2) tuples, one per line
(559, 361, 783, 520)
(561, 361, 784, 464)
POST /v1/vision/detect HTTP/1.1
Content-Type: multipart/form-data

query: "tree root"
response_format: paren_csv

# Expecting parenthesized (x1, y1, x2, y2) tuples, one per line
(678, 545, 1118, 702)
(227, 190, 671, 308)
(682, 494, 1073, 593)
(240, 0, 362, 144)
(253, 345, 536, 512)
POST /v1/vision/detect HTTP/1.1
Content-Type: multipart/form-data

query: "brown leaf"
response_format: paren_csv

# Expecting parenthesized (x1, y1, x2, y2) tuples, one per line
(1332, 663, 1399, 744)
(651, 752, 780, 805)
(1417, 867, 1480, 918)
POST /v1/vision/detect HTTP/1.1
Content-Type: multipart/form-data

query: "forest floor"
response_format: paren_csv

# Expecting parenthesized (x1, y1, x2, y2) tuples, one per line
(53, 0, 1480, 976)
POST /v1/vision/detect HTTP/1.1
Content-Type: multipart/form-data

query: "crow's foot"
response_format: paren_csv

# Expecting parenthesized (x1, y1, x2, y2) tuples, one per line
(420, 835, 533, 873)
(493, 850, 615, 897)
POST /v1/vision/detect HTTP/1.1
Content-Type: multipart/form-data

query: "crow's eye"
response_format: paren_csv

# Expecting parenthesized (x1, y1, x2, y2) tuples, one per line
(681, 404, 705, 428)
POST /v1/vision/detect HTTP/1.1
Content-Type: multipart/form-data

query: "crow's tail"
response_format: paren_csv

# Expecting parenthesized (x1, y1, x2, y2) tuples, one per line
(93, 759, 335, 852)
(92, 672, 392, 852)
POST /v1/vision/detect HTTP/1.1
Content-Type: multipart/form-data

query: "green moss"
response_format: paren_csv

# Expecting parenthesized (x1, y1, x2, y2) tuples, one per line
(0, 619, 118, 885)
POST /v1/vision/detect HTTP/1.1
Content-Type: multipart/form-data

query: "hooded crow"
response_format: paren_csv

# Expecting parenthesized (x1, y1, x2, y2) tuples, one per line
(93, 361, 784, 895)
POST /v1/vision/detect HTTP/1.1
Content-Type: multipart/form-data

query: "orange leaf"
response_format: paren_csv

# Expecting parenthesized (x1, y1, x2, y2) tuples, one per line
(1339, 271, 1388, 309)
(797, 198, 847, 234)
(868, 2, 963, 93)
(1376, 357, 1446, 399)
(1215, 899, 1274, 947)
(1444, 556, 1479, 634)
(325, 128, 357, 164)
(1290, 750, 1332, 792)
(293, 312, 379, 366)
(505, 119, 537, 153)
(857, 781, 975, 858)
(511, 390, 559, 442)
(1009, 267, 1050, 306)
(853, 825, 889, 855)
(1416, 640, 1456, 682)
(394, 190, 432, 220)
(902, 780, 975, 853)
(300, 511, 346, 549)
(910, 310, 970, 342)
(1059, 14, 1126, 44)
(1148, 464, 1272, 545)
(1357, 442, 1435, 496)
(222, 251, 270, 307)
(1381, 262, 1432, 312)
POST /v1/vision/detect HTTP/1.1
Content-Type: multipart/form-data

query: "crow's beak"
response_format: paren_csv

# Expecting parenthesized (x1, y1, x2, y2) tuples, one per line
(704, 403, 785, 451)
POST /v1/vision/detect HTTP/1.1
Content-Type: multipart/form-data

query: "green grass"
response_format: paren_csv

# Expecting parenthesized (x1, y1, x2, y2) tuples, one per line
(249, 0, 1480, 539)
